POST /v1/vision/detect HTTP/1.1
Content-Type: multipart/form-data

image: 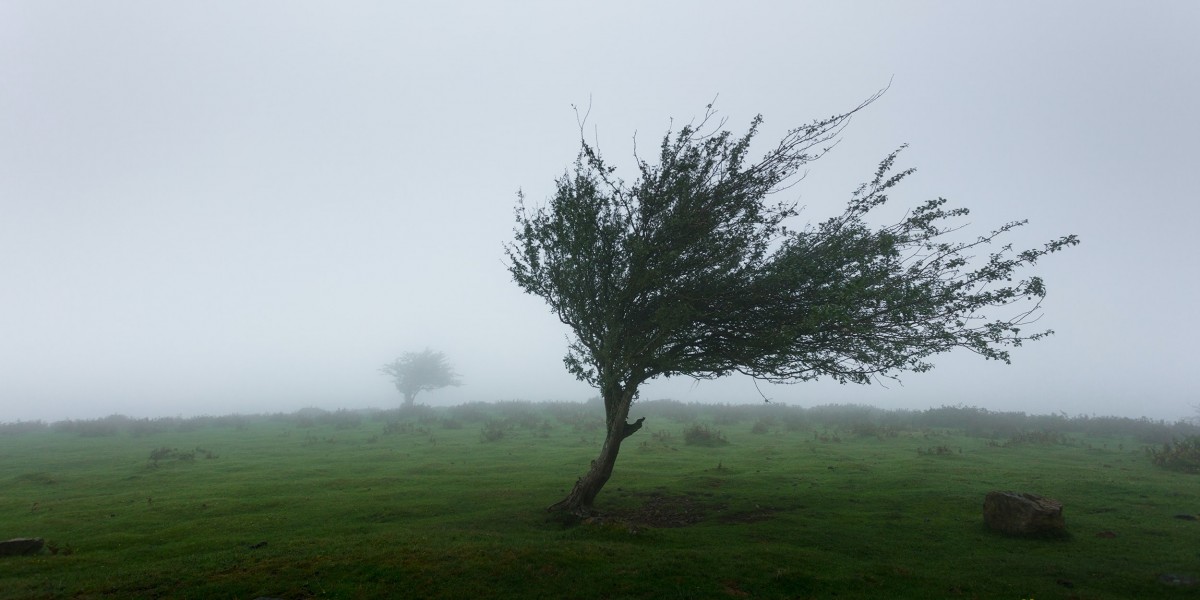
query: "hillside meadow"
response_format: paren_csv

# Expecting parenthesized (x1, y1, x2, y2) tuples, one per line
(1, 401, 1198, 599)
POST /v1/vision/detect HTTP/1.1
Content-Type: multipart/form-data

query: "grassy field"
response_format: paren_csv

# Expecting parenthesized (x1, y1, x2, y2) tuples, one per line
(1, 402, 1198, 599)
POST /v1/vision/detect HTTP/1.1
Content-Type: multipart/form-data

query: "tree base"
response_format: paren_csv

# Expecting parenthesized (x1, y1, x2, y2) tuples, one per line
(548, 411, 643, 519)
(546, 485, 601, 518)
(544, 506, 591, 529)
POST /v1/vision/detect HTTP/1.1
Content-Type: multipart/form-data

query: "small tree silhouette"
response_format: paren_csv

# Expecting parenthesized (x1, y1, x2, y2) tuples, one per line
(380, 349, 462, 408)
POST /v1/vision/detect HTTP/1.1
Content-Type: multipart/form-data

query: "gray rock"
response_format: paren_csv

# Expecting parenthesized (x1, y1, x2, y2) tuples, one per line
(983, 491, 1066, 537)
(0, 538, 45, 557)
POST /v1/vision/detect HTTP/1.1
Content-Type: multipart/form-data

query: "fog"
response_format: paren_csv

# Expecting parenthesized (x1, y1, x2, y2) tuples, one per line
(2, 1, 1197, 423)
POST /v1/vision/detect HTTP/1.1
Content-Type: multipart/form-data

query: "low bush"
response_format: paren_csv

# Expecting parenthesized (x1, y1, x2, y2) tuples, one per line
(750, 417, 775, 434)
(683, 424, 728, 447)
(480, 420, 507, 443)
(1146, 436, 1200, 473)
(148, 447, 195, 466)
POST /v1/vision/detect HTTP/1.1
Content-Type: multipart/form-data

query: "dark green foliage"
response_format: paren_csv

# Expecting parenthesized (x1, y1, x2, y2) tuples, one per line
(508, 96, 1077, 392)
(683, 424, 728, 446)
(1146, 436, 1200, 473)
(507, 95, 1077, 510)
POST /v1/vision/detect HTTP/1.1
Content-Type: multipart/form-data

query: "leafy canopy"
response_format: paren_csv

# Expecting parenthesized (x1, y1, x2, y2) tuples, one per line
(507, 95, 1078, 397)
(380, 349, 462, 403)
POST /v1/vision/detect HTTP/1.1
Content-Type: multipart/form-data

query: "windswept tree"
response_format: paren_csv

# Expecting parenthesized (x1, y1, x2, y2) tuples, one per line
(380, 349, 462, 408)
(506, 92, 1078, 515)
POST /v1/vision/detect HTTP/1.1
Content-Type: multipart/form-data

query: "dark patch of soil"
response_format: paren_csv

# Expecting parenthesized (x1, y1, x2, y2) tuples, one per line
(718, 506, 776, 524)
(606, 491, 780, 528)
(613, 492, 715, 528)
(558, 490, 782, 529)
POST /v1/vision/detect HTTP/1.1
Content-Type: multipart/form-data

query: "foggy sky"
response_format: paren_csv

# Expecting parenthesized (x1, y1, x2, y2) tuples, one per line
(2, 1, 1198, 423)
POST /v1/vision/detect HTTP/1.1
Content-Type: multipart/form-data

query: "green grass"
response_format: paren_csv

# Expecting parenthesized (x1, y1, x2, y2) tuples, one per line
(1, 407, 1198, 599)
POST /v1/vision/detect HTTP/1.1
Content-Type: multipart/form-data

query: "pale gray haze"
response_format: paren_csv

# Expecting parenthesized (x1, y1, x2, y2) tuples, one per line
(2, 1, 1197, 422)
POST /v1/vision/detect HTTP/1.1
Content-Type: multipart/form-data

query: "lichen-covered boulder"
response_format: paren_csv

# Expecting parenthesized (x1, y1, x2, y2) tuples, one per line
(983, 491, 1066, 537)
(0, 538, 44, 557)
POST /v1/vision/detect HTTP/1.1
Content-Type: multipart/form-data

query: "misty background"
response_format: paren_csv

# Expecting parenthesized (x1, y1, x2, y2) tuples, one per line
(2, 1, 1197, 423)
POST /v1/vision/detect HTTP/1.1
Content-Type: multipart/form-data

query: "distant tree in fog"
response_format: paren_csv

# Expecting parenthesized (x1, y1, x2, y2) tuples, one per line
(380, 349, 461, 408)
(506, 92, 1078, 516)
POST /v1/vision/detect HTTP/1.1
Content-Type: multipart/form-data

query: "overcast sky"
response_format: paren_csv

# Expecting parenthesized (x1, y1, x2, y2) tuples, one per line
(2, 1, 1197, 423)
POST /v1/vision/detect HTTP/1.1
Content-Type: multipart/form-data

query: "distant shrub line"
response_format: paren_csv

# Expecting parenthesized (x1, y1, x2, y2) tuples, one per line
(2, 400, 1197, 450)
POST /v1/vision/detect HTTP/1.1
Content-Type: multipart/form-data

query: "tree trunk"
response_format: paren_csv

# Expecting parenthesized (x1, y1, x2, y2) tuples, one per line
(548, 425, 625, 516)
(548, 386, 642, 516)
(402, 391, 417, 408)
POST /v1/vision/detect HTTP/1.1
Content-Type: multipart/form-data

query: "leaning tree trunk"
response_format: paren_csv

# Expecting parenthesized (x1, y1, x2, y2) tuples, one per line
(549, 386, 644, 516)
